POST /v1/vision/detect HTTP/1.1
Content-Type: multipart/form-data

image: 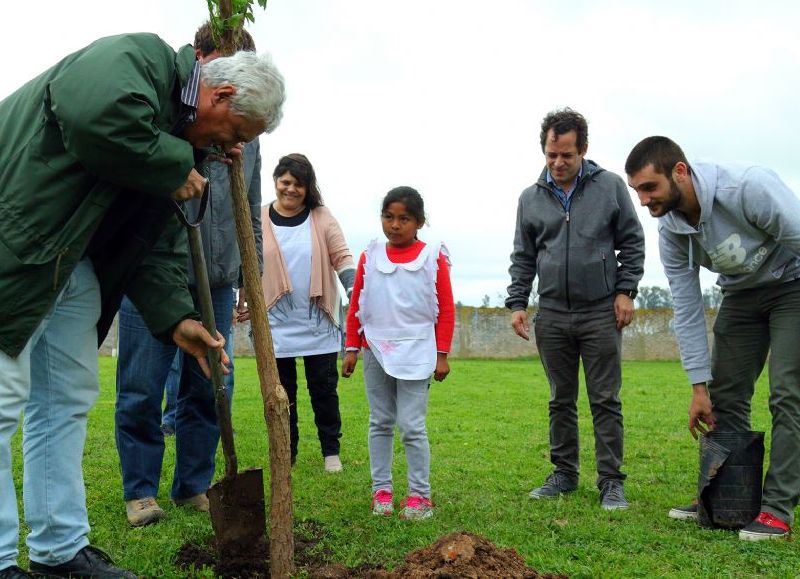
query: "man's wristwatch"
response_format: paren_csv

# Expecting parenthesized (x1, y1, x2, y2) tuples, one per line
(617, 289, 638, 299)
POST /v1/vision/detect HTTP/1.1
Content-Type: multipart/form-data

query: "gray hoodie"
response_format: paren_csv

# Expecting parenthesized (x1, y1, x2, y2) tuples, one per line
(184, 139, 262, 289)
(659, 161, 800, 384)
(507, 159, 644, 312)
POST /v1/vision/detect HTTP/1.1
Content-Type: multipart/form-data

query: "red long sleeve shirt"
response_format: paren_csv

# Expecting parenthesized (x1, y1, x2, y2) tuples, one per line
(345, 240, 455, 353)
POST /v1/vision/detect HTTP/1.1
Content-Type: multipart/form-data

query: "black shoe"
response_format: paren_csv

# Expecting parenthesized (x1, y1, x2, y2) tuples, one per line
(599, 479, 629, 511)
(29, 546, 136, 578)
(528, 472, 578, 499)
(0, 566, 33, 578)
(739, 512, 791, 541)
(667, 501, 698, 521)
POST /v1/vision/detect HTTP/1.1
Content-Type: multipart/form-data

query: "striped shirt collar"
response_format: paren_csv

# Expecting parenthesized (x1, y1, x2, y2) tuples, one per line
(180, 60, 202, 123)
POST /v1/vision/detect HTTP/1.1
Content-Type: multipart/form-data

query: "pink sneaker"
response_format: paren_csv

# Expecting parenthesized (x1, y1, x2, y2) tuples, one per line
(372, 489, 394, 516)
(398, 495, 433, 520)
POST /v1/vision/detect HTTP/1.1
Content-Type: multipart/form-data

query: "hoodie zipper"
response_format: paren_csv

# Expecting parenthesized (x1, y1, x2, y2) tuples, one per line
(565, 208, 571, 309)
(544, 184, 575, 309)
(541, 169, 593, 310)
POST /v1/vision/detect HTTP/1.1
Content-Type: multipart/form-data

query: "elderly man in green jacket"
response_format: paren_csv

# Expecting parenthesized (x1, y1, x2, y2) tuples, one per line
(0, 33, 285, 578)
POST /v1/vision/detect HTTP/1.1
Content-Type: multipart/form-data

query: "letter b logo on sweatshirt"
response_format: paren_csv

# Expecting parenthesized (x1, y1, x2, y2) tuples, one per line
(711, 233, 746, 270)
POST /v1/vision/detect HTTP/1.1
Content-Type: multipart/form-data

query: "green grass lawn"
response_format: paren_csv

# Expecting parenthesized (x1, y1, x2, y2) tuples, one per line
(9, 357, 799, 577)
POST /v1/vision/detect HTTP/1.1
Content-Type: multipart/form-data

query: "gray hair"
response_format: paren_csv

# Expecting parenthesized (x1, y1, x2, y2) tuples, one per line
(201, 50, 285, 134)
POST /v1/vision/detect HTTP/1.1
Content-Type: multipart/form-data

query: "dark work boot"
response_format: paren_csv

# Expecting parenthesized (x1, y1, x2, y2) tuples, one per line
(0, 566, 33, 578)
(29, 546, 136, 578)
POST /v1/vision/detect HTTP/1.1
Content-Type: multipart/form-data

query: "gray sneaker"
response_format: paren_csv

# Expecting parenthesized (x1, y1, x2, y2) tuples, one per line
(599, 480, 629, 510)
(529, 472, 578, 499)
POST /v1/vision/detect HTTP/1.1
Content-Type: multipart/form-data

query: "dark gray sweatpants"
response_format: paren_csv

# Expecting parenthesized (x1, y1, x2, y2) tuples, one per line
(534, 307, 625, 487)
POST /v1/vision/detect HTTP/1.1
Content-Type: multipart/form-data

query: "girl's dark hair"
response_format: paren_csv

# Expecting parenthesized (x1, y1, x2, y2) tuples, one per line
(272, 153, 324, 209)
(381, 186, 426, 225)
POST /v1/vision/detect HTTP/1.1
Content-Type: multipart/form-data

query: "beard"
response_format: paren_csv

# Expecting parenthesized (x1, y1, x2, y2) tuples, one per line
(648, 177, 683, 217)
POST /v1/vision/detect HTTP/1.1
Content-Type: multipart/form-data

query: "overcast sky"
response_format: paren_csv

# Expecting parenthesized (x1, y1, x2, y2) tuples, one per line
(5, 0, 799, 306)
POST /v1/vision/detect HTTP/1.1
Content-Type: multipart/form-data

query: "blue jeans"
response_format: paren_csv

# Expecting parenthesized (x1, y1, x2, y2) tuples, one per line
(0, 259, 99, 570)
(160, 351, 182, 430)
(161, 320, 235, 431)
(114, 285, 234, 502)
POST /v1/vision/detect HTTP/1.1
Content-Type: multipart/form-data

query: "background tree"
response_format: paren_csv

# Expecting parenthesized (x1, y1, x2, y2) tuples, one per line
(703, 286, 723, 309)
(635, 286, 673, 309)
(528, 286, 539, 307)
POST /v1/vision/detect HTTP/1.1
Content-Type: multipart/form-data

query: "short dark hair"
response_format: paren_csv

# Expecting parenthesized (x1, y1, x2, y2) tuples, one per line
(625, 136, 691, 177)
(272, 154, 324, 209)
(540, 108, 588, 152)
(381, 186, 426, 225)
(194, 21, 256, 56)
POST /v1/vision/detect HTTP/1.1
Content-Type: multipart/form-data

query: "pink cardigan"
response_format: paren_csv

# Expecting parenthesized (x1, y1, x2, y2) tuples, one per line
(260, 205, 354, 326)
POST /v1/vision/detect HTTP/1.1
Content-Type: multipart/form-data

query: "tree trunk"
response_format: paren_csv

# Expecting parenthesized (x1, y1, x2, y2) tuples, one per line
(216, 2, 294, 575)
(229, 159, 294, 578)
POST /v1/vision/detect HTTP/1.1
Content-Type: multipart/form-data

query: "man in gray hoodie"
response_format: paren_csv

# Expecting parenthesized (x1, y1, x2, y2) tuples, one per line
(507, 108, 645, 510)
(626, 135, 800, 541)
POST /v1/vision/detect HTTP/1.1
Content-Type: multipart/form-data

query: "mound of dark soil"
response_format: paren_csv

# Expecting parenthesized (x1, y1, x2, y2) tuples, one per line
(385, 532, 566, 579)
(176, 527, 565, 578)
(176, 521, 327, 578)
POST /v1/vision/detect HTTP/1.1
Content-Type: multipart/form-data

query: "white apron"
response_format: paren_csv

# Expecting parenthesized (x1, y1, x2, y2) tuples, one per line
(269, 215, 341, 357)
(358, 240, 445, 380)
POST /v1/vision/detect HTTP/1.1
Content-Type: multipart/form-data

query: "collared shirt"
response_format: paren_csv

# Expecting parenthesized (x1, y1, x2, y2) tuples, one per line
(546, 166, 582, 211)
(173, 60, 201, 135)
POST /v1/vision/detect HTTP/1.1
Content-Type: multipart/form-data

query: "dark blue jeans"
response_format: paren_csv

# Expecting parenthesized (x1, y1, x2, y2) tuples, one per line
(160, 351, 182, 430)
(114, 286, 233, 501)
(162, 320, 235, 430)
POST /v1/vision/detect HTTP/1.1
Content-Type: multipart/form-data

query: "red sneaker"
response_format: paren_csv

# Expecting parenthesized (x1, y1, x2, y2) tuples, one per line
(398, 495, 433, 520)
(739, 511, 791, 541)
(371, 489, 393, 516)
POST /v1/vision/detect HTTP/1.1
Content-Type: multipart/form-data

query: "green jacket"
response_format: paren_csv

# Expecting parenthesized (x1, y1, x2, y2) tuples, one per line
(0, 33, 199, 357)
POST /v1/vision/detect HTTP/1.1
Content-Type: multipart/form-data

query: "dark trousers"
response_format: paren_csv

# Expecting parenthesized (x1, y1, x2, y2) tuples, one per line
(710, 279, 800, 524)
(276, 352, 342, 458)
(534, 308, 625, 486)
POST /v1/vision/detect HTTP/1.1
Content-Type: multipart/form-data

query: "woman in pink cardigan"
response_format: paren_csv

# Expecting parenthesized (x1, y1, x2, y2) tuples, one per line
(260, 154, 355, 472)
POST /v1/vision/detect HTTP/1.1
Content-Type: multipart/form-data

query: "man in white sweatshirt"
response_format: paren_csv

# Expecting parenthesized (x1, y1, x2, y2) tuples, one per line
(625, 136, 800, 541)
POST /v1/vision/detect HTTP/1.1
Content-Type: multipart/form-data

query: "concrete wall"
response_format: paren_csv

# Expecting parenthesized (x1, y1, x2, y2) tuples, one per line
(451, 306, 714, 360)
(100, 306, 716, 360)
